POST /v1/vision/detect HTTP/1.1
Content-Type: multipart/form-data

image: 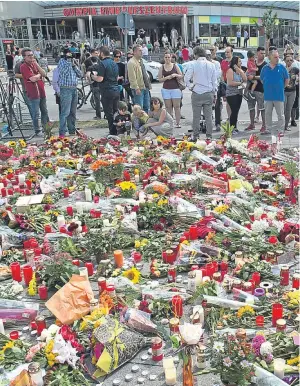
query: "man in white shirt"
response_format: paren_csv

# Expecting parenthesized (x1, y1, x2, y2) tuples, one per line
(184, 46, 217, 140)
(207, 48, 222, 131)
(243, 30, 249, 48)
(162, 34, 169, 48)
(188, 44, 194, 59)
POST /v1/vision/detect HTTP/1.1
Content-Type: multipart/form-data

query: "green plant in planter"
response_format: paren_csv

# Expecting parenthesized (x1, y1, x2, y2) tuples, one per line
(221, 121, 235, 141)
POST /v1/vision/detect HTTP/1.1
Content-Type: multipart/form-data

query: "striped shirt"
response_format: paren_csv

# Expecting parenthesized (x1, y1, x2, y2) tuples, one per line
(57, 58, 82, 88)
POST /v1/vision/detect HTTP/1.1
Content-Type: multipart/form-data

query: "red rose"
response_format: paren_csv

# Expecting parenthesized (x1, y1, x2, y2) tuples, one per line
(268, 236, 278, 244)
(60, 325, 72, 340)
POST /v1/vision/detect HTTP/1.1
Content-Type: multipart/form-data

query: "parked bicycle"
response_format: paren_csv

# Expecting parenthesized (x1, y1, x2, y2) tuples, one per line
(76, 78, 96, 110)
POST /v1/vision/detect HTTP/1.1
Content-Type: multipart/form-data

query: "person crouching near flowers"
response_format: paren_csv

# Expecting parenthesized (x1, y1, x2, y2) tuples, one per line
(143, 97, 174, 138)
(131, 104, 149, 138)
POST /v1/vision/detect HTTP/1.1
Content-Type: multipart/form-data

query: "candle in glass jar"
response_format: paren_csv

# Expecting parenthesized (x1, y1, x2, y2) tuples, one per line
(57, 215, 65, 229)
(7, 188, 13, 195)
(292, 273, 300, 289)
(272, 303, 283, 327)
(38, 285, 48, 300)
(280, 265, 289, 286)
(79, 267, 88, 279)
(23, 265, 33, 286)
(194, 270, 202, 286)
(172, 295, 183, 318)
(165, 366, 176, 386)
(63, 188, 69, 197)
(35, 316, 46, 336)
(66, 206, 73, 216)
(1, 188, 7, 197)
(25, 180, 32, 189)
(273, 358, 285, 379)
(251, 272, 261, 286)
(9, 331, 19, 340)
(85, 262, 94, 276)
(189, 225, 198, 240)
(18, 174, 25, 185)
(206, 263, 214, 278)
(98, 277, 107, 293)
(72, 259, 80, 266)
(133, 252, 142, 263)
(276, 319, 286, 332)
(220, 261, 228, 273)
(44, 224, 52, 233)
(10, 262, 22, 282)
(152, 337, 163, 361)
(256, 315, 264, 327)
(114, 250, 124, 268)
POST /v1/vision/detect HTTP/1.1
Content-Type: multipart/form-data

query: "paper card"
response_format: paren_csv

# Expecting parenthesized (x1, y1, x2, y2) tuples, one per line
(271, 135, 277, 144)
(292, 334, 300, 346)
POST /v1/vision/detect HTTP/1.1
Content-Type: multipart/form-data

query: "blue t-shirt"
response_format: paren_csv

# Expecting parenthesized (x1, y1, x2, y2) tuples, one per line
(260, 63, 289, 102)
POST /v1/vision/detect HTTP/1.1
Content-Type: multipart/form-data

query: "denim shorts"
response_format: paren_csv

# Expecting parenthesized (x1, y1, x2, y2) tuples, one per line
(161, 88, 182, 100)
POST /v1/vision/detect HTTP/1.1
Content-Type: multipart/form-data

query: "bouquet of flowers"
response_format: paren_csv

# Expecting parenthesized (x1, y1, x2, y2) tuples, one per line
(91, 157, 124, 184)
(116, 181, 137, 198)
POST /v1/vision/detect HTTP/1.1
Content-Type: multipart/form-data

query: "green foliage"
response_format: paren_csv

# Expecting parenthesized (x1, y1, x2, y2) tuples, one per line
(46, 365, 92, 385)
(221, 121, 235, 140)
(256, 8, 279, 39)
(284, 160, 298, 178)
(39, 258, 80, 290)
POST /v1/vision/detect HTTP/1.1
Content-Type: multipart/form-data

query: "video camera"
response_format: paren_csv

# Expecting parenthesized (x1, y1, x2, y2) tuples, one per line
(63, 49, 81, 60)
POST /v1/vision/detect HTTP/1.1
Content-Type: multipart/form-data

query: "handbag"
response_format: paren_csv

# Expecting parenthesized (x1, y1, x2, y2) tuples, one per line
(176, 77, 186, 91)
(219, 81, 227, 97)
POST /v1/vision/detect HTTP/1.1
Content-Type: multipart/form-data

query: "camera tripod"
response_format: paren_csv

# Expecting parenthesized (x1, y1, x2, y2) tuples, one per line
(0, 74, 34, 140)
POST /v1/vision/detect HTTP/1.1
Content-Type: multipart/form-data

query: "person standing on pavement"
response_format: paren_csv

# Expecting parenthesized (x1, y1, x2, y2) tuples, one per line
(243, 29, 249, 48)
(182, 45, 190, 63)
(57, 49, 82, 137)
(221, 46, 233, 120)
(142, 44, 149, 60)
(236, 29, 241, 48)
(260, 50, 289, 136)
(207, 48, 222, 132)
(91, 45, 119, 136)
(226, 57, 247, 134)
(291, 53, 299, 125)
(127, 45, 151, 113)
(245, 46, 267, 133)
(283, 55, 299, 132)
(184, 46, 217, 140)
(20, 48, 51, 136)
(113, 49, 126, 101)
(86, 56, 102, 119)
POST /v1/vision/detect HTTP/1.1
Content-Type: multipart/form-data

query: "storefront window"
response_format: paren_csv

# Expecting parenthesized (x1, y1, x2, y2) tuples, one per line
(231, 25, 240, 37)
(199, 24, 209, 37)
(211, 24, 220, 37)
(250, 26, 257, 37)
(31, 19, 40, 26)
(47, 19, 55, 26)
(221, 25, 232, 37)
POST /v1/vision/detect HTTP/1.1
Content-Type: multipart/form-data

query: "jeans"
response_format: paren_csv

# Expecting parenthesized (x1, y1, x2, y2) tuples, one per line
(27, 97, 49, 133)
(101, 90, 119, 135)
(237, 37, 241, 47)
(131, 88, 150, 113)
(191, 91, 214, 138)
(226, 94, 243, 129)
(215, 91, 222, 126)
(264, 100, 285, 134)
(59, 87, 78, 135)
(92, 86, 101, 118)
(284, 91, 296, 129)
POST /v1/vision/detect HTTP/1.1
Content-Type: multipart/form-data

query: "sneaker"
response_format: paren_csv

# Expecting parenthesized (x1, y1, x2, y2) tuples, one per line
(93, 116, 101, 120)
(248, 91, 256, 100)
(245, 124, 255, 131)
(215, 124, 221, 132)
(285, 127, 292, 132)
(181, 115, 186, 119)
(290, 120, 297, 127)
(260, 126, 270, 135)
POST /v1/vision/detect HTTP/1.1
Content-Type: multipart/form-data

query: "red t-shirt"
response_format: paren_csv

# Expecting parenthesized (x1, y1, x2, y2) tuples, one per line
(20, 62, 46, 100)
(182, 48, 190, 61)
(221, 59, 231, 82)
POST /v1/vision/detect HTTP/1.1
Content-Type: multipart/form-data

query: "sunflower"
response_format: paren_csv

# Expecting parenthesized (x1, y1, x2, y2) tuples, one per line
(213, 204, 229, 214)
(7, 141, 16, 148)
(237, 305, 255, 318)
(117, 181, 137, 191)
(19, 139, 26, 148)
(122, 267, 141, 284)
(66, 159, 77, 168)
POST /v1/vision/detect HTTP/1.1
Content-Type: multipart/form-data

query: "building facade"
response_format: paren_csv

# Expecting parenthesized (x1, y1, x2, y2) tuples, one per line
(0, 1, 299, 48)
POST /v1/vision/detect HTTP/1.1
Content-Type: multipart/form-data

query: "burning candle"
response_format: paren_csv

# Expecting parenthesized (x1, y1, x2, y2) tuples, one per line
(23, 265, 33, 286)
(9, 331, 19, 340)
(251, 272, 261, 286)
(273, 358, 285, 379)
(189, 225, 198, 240)
(256, 315, 264, 327)
(1, 188, 7, 197)
(63, 188, 69, 197)
(38, 285, 48, 300)
(114, 250, 124, 268)
(292, 273, 300, 289)
(10, 262, 22, 282)
(272, 303, 283, 327)
(172, 295, 183, 318)
(66, 206, 73, 216)
(85, 262, 94, 276)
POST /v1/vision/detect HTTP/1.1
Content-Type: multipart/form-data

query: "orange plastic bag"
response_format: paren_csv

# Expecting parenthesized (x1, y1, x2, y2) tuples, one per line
(45, 275, 94, 325)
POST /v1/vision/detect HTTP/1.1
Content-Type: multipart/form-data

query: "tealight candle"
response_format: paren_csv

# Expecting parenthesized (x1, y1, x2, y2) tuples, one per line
(165, 366, 176, 386)
(10, 331, 19, 340)
(274, 358, 285, 379)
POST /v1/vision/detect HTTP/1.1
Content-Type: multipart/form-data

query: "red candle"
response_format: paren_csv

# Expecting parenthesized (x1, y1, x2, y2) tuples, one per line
(90, 209, 96, 218)
(25, 180, 32, 189)
(272, 303, 283, 327)
(172, 295, 183, 318)
(38, 285, 48, 300)
(30, 239, 39, 249)
(23, 240, 31, 249)
(85, 262, 94, 276)
(183, 230, 190, 240)
(72, 259, 80, 266)
(34, 247, 42, 257)
(189, 225, 198, 240)
(280, 266, 289, 286)
(2, 179, 8, 187)
(206, 263, 214, 278)
(7, 188, 13, 195)
(30, 320, 37, 330)
(44, 224, 52, 233)
(179, 235, 187, 243)
(1, 188, 7, 197)
(220, 261, 228, 273)
(35, 316, 46, 336)
(63, 188, 69, 197)
(123, 170, 131, 181)
(133, 252, 142, 263)
(212, 261, 219, 273)
(292, 273, 300, 289)
(93, 195, 99, 203)
(251, 272, 261, 286)
(10, 262, 22, 282)
(23, 265, 33, 286)
(201, 268, 207, 277)
(66, 206, 73, 216)
(9, 331, 19, 340)
(14, 187, 20, 193)
(256, 315, 264, 327)
(94, 210, 101, 218)
(98, 277, 107, 293)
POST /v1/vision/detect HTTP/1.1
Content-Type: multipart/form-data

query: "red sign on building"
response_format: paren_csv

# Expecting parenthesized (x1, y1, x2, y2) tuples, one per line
(63, 7, 97, 17)
(63, 5, 188, 17)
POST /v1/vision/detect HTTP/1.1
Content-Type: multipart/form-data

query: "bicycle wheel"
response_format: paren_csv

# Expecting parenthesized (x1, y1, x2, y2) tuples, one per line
(77, 88, 84, 109)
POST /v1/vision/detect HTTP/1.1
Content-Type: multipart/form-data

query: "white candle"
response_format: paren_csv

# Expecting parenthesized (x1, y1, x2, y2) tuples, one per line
(57, 215, 65, 229)
(85, 188, 92, 202)
(18, 174, 26, 185)
(92, 150, 97, 156)
(0, 319, 4, 334)
(274, 358, 285, 379)
(194, 270, 202, 286)
(134, 174, 140, 183)
(165, 366, 176, 385)
(0, 183, 4, 190)
(103, 219, 110, 227)
(76, 202, 83, 214)
(163, 357, 174, 369)
(152, 138, 158, 146)
(192, 305, 204, 325)
(77, 163, 82, 170)
(79, 267, 88, 279)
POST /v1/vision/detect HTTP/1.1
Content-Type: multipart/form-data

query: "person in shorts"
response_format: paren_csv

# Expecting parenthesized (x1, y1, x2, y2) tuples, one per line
(245, 47, 267, 132)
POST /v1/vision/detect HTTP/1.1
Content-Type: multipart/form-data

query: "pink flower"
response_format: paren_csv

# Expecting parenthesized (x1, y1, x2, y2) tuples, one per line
(25, 342, 45, 362)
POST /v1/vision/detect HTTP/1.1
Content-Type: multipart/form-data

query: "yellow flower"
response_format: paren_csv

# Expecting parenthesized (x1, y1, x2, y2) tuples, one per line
(157, 198, 168, 206)
(2, 341, 14, 351)
(123, 267, 141, 284)
(237, 305, 255, 318)
(135, 240, 141, 249)
(117, 181, 137, 191)
(213, 204, 229, 214)
(19, 139, 27, 148)
(287, 356, 300, 366)
(140, 239, 149, 247)
(7, 141, 16, 148)
(28, 272, 37, 296)
(152, 193, 159, 198)
(79, 320, 88, 331)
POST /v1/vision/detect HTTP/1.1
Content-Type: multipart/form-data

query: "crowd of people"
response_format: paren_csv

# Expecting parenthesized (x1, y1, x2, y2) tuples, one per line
(5, 36, 299, 141)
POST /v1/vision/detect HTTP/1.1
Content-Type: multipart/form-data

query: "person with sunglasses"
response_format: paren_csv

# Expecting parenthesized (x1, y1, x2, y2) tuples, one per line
(284, 55, 299, 131)
(113, 49, 125, 101)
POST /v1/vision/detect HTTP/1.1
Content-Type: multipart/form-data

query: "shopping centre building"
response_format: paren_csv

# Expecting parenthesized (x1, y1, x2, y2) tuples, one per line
(0, 0, 299, 49)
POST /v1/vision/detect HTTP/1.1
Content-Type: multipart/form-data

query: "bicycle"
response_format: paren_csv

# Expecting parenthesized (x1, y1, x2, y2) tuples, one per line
(76, 78, 97, 110)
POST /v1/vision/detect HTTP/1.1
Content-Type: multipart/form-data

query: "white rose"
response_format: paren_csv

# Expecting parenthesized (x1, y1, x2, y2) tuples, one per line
(179, 323, 203, 345)
(260, 342, 273, 356)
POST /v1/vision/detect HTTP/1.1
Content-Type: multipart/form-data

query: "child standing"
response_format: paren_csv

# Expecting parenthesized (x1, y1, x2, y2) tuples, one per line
(131, 105, 149, 138)
(246, 51, 258, 99)
(113, 101, 131, 136)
